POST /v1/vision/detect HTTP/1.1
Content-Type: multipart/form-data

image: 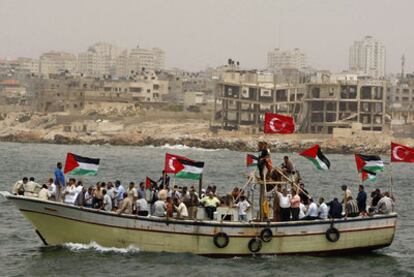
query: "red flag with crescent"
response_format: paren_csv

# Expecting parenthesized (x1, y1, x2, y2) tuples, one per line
(263, 112, 295, 134)
(391, 142, 414, 163)
(164, 153, 186, 174)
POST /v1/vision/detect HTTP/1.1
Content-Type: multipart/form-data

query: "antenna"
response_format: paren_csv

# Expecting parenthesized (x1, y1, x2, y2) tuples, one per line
(401, 54, 405, 80)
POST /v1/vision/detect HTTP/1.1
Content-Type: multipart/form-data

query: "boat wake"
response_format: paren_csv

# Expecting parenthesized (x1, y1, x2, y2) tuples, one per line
(147, 144, 221, 151)
(62, 241, 140, 254)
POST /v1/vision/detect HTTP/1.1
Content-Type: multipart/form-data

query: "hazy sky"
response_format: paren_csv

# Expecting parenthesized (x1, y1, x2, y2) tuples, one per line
(1, 0, 413, 73)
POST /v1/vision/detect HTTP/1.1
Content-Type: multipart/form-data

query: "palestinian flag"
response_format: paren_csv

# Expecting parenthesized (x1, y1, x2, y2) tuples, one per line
(164, 153, 204, 180)
(299, 144, 330, 170)
(246, 154, 258, 167)
(361, 170, 377, 182)
(146, 177, 157, 189)
(355, 154, 384, 182)
(64, 153, 100, 176)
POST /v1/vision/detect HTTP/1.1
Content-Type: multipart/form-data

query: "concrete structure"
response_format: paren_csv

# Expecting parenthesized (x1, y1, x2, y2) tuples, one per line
(387, 75, 414, 126)
(183, 91, 205, 109)
(303, 73, 387, 134)
(267, 48, 306, 71)
(39, 52, 77, 77)
(349, 36, 386, 78)
(127, 46, 165, 73)
(16, 58, 39, 74)
(213, 69, 305, 132)
(78, 42, 124, 77)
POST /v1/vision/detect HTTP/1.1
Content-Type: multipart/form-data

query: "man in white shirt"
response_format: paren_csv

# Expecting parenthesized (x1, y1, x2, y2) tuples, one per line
(12, 177, 28, 195)
(299, 201, 306, 219)
(136, 194, 149, 216)
(47, 178, 57, 200)
(303, 198, 318, 220)
(175, 198, 189, 219)
(278, 188, 292, 222)
(38, 184, 51, 201)
(63, 179, 78, 205)
(318, 197, 329, 219)
(102, 189, 112, 211)
(236, 195, 251, 221)
(153, 199, 167, 217)
(23, 177, 42, 197)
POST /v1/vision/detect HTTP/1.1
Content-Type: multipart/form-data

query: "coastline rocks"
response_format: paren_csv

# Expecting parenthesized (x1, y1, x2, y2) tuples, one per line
(0, 131, 401, 154)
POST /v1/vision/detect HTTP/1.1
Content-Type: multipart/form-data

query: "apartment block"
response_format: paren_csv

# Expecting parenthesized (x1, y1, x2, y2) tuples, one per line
(349, 36, 386, 78)
(213, 69, 305, 132)
(303, 73, 387, 134)
(267, 48, 306, 71)
(39, 51, 77, 76)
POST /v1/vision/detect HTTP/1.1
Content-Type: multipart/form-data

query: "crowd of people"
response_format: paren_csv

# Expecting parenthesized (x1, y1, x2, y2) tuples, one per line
(267, 183, 395, 222)
(11, 159, 396, 222)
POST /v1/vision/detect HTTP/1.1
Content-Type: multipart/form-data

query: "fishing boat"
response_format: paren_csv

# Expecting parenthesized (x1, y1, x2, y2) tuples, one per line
(0, 168, 397, 256)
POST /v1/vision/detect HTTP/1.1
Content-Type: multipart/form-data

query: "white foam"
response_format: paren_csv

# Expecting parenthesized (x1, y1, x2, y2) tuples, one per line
(147, 144, 221, 151)
(63, 241, 140, 254)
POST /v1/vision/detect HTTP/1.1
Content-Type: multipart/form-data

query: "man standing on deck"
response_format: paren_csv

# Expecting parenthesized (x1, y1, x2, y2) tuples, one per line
(157, 170, 170, 187)
(54, 162, 65, 201)
(341, 185, 352, 204)
(200, 191, 220, 220)
(357, 185, 367, 214)
(114, 180, 125, 209)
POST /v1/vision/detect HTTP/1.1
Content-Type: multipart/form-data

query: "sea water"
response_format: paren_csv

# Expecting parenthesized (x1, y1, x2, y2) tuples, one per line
(0, 142, 412, 276)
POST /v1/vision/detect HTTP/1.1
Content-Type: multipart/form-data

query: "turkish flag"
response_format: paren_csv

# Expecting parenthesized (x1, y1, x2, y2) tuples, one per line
(263, 112, 295, 134)
(391, 142, 414, 163)
(164, 153, 186, 174)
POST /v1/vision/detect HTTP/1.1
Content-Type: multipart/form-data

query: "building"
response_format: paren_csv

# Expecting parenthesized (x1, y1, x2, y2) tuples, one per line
(16, 57, 39, 74)
(39, 51, 77, 76)
(78, 42, 124, 77)
(213, 69, 305, 132)
(94, 71, 168, 103)
(0, 58, 39, 76)
(127, 46, 165, 73)
(183, 91, 205, 109)
(349, 36, 386, 78)
(388, 74, 414, 125)
(267, 48, 306, 71)
(32, 77, 87, 113)
(302, 73, 387, 134)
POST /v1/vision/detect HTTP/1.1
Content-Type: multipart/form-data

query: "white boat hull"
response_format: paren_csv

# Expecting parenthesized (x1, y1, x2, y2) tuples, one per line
(2, 193, 397, 256)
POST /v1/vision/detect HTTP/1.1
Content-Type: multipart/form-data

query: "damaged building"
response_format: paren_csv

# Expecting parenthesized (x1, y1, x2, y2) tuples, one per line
(212, 69, 306, 133)
(302, 73, 387, 134)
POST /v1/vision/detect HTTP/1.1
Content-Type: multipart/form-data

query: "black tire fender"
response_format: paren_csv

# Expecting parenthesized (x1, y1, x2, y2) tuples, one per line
(260, 228, 273, 242)
(325, 227, 340, 242)
(248, 238, 262, 253)
(213, 232, 229, 248)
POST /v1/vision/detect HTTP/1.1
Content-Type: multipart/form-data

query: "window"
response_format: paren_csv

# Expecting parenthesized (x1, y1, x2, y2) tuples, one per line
(153, 84, 159, 90)
(147, 89, 151, 93)
(130, 87, 142, 93)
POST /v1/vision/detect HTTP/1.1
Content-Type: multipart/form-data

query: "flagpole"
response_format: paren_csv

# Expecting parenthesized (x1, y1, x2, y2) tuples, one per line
(389, 163, 394, 198)
(198, 173, 203, 196)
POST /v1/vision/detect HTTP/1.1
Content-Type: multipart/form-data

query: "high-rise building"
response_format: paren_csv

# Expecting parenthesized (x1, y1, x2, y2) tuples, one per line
(349, 36, 386, 78)
(39, 51, 77, 76)
(127, 46, 165, 73)
(267, 48, 306, 71)
(78, 42, 123, 77)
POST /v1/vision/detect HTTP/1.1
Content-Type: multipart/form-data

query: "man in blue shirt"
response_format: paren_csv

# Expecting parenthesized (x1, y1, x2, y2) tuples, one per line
(357, 185, 367, 213)
(114, 180, 125, 209)
(54, 162, 65, 200)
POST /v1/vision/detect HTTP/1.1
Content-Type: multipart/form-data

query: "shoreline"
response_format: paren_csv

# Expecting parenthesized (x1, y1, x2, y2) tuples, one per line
(0, 132, 397, 154)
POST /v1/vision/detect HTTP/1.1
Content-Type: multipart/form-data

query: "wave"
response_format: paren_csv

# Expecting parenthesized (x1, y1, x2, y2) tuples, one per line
(146, 144, 221, 151)
(62, 241, 140, 254)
